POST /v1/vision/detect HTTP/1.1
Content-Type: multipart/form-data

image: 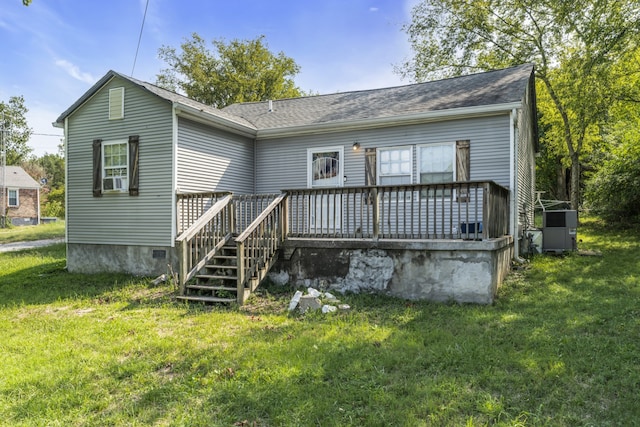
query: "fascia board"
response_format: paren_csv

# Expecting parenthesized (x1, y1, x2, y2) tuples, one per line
(54, 75, 117, 125)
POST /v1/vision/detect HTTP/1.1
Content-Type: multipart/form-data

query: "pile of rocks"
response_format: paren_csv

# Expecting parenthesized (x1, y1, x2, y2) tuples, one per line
(288, 287, 351, 314)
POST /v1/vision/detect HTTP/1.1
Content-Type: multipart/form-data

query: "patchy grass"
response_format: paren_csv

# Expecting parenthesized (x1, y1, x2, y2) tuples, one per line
(0, 220, 65, 243)
(0, 217, 639, 426)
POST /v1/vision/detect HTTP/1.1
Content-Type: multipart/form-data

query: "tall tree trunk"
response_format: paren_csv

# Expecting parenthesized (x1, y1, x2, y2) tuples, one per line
(540, 76, 581, 208)
(555, 157, 568, 201)
(570, 153, 581, 210)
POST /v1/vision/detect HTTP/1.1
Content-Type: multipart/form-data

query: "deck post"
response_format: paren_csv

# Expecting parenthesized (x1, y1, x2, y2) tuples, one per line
(281, 195, 289, 241)
(372, 187, 380, 240)
(229, 198, 236, 235)
(482, 182, 490, 239)
(236, 240, 246, 304)
(179, 240, 188, 295)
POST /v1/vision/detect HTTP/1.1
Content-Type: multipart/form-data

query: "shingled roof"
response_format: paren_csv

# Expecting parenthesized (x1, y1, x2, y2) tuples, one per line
(56, 64, 534, 135)
(0, 166, 40, 189)
(55, 71, 255, 130)
(222, 64, 534, 130)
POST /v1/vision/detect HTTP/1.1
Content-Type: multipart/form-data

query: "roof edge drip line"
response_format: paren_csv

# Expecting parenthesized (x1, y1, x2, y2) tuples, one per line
(173, 103, 258, 137)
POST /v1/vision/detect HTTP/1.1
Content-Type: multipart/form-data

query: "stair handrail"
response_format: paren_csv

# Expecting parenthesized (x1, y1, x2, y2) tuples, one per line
(235, 193, 287, 304)
(176, 194, 234, 294)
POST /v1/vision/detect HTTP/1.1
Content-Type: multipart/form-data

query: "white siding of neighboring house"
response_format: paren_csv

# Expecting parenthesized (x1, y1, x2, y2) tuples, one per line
(66, 77, 175, 246)
(255, 114, 512, 193)
(176, 118, 255, 194)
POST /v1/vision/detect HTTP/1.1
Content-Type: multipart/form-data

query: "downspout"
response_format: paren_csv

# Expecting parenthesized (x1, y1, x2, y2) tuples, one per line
(64, 119, 68, 247)
(510, 108, 521, 259)
(171, 103, 178, 246)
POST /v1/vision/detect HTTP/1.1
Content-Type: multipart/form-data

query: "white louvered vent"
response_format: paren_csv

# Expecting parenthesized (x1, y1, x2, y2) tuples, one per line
(109, 87, 124, 120)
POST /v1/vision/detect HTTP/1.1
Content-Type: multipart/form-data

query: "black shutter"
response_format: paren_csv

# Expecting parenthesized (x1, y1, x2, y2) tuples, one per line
(92, 139, 102, 197)
(365, 148, 377, 186)
(456, 140, 470, 202)
(129, 135, 139, 196)
(456, 140, 470, 181)
(364, 148, 377, 204)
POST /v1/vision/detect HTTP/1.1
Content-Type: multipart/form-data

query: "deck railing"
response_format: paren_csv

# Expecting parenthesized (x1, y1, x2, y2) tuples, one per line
(175, 194, 234, 294)
(176, 191, 231, 235)
(232, 194, 282, 234)
(235, 194, 287, 303)
(285, 181, 509, 240)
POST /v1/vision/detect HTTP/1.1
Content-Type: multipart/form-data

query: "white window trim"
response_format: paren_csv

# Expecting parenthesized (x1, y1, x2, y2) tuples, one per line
(8, 188, 19, 207)
(307, 146, 345, 188)
(417, 142, 456, 183)
(377, 145, 413, 185)
(102, 139, 129, 193)
(418, 142, 456, 198)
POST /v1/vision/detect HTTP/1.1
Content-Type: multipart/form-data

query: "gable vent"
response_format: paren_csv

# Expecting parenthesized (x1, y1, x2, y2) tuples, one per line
(109, 87, 125, 120)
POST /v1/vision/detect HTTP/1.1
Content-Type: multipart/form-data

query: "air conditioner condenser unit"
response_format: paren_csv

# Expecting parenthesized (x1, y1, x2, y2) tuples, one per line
(542, 210, 578, 252)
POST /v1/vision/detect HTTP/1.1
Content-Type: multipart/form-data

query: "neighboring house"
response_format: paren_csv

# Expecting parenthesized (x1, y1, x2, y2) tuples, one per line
(0, 166, 41, 226)
(55, 64, 538, 304)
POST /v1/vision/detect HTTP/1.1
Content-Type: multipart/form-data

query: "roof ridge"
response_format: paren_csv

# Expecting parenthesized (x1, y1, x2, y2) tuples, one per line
(222, 63, 534, 108)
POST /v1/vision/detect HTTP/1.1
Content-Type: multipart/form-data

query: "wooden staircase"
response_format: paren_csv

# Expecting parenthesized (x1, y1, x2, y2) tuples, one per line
(176, 193, 286, 305)
(176, 242, 242, 304)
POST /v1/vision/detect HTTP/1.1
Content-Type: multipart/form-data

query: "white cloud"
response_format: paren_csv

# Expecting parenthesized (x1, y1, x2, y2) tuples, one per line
(369, 7, 379, 12)
(55, 60, 96, 84)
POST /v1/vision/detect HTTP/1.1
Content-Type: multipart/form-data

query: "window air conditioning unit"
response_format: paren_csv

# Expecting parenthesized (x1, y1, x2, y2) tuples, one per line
(542, 210, 577, 252)
(103, 176, 126, 191)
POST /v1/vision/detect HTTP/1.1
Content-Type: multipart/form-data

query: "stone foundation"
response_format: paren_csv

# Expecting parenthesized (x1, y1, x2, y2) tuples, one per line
(67, 243, 177, 276)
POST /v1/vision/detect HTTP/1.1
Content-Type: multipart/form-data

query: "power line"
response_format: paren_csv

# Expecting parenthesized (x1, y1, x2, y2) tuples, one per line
(131, 0, 150, 77)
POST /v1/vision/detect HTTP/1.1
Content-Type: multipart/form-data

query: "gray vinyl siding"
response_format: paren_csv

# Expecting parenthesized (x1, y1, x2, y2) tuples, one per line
(256, 115, 512, 193)
(176, 118, 254, 194)
(66, 77, 174, 246)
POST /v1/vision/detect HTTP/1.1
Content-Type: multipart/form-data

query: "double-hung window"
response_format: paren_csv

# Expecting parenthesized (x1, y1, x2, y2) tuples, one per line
(8, 189, 18, 207)
(419, 142, 455, 196)
(378, 146, 412, 185)
(102, 141, 128, 192)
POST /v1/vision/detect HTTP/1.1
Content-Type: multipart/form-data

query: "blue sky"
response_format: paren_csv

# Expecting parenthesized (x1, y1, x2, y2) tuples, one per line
(1, 0, 417, 156)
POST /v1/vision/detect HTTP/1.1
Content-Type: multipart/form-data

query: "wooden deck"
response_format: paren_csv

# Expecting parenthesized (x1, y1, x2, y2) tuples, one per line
(175, 181, 510, 304)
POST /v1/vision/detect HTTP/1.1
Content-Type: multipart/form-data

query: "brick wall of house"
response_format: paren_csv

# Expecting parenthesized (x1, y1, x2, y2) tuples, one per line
(1, 188, 39, 224)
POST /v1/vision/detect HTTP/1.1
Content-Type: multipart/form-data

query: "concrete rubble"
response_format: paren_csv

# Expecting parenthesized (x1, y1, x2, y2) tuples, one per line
(288, 287, 351, 314)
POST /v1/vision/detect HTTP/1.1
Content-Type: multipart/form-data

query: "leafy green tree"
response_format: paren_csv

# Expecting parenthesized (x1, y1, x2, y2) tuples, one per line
(157, 34, 304, 108)
(585, 49, 640, 222)
(586, 132, 640, 222)
(41, 186, 64, 218)
(0, 96, 33, 165)
(399, 0, 640, 209)
(37, 152, 65, 190)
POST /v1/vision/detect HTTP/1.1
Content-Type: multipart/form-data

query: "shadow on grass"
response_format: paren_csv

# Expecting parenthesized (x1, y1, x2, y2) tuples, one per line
(0, 244, 155, 307)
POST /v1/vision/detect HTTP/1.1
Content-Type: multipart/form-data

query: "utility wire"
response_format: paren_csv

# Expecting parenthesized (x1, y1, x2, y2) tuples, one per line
(131, 0, 150, 77)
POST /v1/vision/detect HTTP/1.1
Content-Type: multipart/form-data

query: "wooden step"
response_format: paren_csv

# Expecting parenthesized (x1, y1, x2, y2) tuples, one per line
(176, 295, 236, 304)
(205, 264, 237, 270)
(186, 284, 237, 292)
(196, 274, 238, 281)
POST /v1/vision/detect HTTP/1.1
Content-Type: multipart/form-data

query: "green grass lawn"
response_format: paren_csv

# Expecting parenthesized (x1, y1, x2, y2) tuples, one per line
(0, 217, 638, 426)
(0, 220, 65, 243)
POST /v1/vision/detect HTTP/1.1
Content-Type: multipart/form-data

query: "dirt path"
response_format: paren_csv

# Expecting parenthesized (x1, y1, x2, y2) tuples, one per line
(0, 238, 64, 253)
